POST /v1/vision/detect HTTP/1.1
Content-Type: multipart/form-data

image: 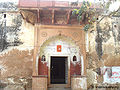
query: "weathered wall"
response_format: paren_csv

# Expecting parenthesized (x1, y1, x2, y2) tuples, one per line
(0, 3, 34, 89)
(87, 16, 120, 87)
(0, 1, 120, 90)
(88, 16, 120, 66)
(71, 76, 87, 90)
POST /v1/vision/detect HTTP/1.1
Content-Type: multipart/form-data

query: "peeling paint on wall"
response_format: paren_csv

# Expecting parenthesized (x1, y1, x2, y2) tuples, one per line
(0, 13, 22, 52)
(87, 16, 120, 87)
(87, 69, 98, 88)
(0, 2, 34, 52)
(0, 3, 34, 83)
(89, 16, 120, 61)
(71, 77, 87, 90)
(0, 49, 33, 78)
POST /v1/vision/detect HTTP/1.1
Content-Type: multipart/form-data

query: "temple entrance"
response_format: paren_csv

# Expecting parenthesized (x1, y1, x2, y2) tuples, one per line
(50, 56, 68, 84)
(37, 35, 83, 88)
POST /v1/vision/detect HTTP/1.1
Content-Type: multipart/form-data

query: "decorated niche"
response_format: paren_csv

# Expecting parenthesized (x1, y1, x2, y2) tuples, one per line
(36, 35, 83, 76)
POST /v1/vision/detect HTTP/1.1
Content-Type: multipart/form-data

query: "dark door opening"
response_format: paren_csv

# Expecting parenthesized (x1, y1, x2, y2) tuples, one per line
(50, 57, 68, 84)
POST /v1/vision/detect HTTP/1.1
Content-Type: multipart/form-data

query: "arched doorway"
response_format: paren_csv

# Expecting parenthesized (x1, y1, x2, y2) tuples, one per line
(36, 35, 83, 87)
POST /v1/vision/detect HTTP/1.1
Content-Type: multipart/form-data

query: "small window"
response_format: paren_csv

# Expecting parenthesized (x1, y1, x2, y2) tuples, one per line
(73, 55, 77, 61)
(41, 55, 46, 61)
(4, 14, 6, 18)
(114, 25, 117, 28)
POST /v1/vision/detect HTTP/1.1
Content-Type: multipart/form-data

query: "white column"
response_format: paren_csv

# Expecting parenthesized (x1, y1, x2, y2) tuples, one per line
(81, 56, 84, 75)
(86, 31, 89, 52)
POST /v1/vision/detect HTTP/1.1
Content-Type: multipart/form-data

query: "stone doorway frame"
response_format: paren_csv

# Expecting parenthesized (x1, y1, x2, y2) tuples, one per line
(48, 54, 70, 88)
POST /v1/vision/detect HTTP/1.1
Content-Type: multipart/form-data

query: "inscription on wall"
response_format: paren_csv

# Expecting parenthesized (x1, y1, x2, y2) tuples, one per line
(104, 67, 120, 83)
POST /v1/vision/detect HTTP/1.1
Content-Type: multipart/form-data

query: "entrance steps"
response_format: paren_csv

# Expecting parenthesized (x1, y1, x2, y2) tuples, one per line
(48, 87, 71, 90)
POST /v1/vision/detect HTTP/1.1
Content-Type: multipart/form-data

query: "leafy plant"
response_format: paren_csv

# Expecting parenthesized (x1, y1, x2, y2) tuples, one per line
(72, 1, 96, 31)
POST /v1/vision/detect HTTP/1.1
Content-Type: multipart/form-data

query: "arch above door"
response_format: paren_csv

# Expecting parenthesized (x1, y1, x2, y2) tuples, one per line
(36, 35, 84, 87)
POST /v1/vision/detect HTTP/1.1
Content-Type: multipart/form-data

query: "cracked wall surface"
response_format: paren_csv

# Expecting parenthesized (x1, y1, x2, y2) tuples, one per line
(87, 16, 120, 87)
(0, 3, 34, 88)
(0, 2, 120, 90)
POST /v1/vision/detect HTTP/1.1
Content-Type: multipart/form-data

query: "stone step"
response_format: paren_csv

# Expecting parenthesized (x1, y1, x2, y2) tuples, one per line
(48, 87, 71, 90)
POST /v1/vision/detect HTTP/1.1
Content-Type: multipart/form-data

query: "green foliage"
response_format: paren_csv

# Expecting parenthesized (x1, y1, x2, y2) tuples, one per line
(106, 1, 112, 9)
(72, 1, 96, 31)
(83, 24, 90, 31)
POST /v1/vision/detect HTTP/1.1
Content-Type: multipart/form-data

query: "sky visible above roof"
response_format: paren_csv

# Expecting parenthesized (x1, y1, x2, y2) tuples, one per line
(0, 0, 18, 3)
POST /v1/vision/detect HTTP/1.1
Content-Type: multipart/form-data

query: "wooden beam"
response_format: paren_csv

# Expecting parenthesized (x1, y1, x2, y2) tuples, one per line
(52, 10, 55, 24)
(37, 9, 40, 23)
(19, 11, 25, 19)
(67, 10, 71, 24)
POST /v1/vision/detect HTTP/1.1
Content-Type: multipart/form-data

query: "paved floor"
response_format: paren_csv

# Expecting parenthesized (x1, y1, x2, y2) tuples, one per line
(48, 87, 71, 90)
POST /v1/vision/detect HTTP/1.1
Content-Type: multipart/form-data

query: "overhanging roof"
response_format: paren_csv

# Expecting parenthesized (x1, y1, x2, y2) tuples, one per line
(18, 0, 102, 25)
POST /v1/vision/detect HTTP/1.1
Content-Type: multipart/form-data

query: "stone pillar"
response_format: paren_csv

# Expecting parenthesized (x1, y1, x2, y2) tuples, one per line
(33, 24, 39, 76)
(32, 76, 47, 90)
(71, 76, 87, 90)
